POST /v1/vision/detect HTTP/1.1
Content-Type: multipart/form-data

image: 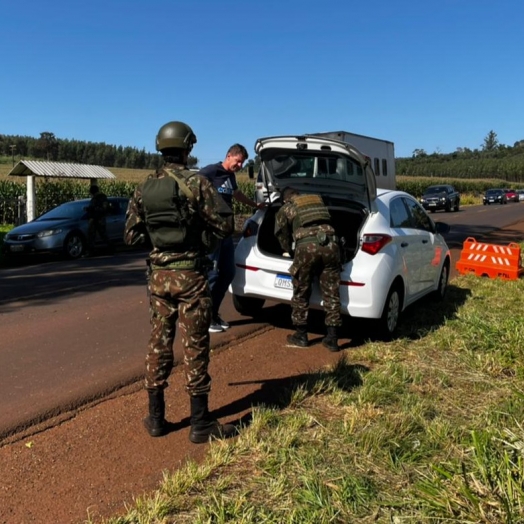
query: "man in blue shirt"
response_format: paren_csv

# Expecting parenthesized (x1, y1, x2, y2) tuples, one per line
(199, 144, 264, 332)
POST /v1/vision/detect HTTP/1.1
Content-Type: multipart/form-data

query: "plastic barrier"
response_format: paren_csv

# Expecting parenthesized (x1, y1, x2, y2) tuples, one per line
(455, 237, 524, 280)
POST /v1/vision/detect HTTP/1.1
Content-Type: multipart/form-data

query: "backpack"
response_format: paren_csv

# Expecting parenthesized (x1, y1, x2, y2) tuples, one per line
(141, 169, 197, 250)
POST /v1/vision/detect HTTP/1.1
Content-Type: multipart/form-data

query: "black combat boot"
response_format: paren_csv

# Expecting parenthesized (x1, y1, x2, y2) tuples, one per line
(286, 325, 309, 348)
(189, 394, 237, 444)
(143, 389, 167, 437)
(322, 326, 340, 352)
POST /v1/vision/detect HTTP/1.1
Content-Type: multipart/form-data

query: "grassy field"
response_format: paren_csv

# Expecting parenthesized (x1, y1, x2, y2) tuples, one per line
(91, 271, 524, 523)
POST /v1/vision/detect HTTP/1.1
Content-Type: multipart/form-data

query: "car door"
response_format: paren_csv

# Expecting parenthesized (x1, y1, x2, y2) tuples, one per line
(403, 197, 441, 291)
(389, 196, 423, 296)
(105, 198, 127, 240)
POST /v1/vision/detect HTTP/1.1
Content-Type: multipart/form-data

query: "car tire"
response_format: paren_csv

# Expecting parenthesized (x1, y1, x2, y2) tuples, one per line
(375, 283, 402, 341)
(445, 201, 451, 212)
(454, 200, 460, 212)
(232, 294, 265, 317)
(64, 232, 86, 259)
(432, 260, 449, 302)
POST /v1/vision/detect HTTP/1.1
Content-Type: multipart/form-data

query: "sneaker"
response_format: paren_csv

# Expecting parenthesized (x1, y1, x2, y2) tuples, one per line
(209, 321, 224, 333)
(216, 316, 230, 330)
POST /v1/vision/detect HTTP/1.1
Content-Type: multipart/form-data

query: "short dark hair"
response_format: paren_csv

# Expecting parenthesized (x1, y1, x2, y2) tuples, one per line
(226, 143, 248, 160)
(89, 185, 99, 195)
(162, 148, 186, 165)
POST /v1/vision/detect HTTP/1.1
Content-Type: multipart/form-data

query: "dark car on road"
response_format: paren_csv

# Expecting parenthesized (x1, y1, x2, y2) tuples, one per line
(2, 197, 129, 259)
(483, 189, 507, 205)
(419, 184, 461, 213)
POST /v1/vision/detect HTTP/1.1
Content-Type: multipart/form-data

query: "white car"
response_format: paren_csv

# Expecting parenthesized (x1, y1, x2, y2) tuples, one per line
(230, 135, 451, 339)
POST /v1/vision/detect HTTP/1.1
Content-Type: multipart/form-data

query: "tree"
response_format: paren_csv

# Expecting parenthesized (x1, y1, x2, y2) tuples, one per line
(412, 149, 427, 158)
(482, 130, 499, 152)
(35, 131, 59, 161)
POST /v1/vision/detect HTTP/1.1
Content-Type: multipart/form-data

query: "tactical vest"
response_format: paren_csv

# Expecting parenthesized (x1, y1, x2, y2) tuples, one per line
(141, 168, 198, 250)
(291, 194, 331, 233)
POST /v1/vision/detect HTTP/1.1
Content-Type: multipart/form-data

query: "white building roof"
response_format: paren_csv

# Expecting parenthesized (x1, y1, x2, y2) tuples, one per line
(8, 160, 116, 179)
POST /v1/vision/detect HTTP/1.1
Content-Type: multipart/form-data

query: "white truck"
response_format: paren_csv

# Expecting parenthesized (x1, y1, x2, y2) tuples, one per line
(311, 131, 396, 190)
(250, 131, 395, 204)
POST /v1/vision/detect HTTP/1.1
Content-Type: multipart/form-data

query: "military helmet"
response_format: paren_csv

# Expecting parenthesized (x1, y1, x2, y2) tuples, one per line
(155, 121, 197, 152)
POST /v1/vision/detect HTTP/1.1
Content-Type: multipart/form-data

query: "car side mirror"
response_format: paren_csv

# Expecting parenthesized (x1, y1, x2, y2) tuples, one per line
(248, 165, 254, 179)
(435, 222, 450, 235)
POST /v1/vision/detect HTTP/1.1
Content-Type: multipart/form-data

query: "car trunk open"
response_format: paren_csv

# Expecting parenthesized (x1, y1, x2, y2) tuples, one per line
(256, 195, 368, 265)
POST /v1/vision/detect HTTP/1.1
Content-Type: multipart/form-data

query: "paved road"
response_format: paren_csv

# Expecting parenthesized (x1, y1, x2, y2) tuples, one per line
(1, 202, 524, 439)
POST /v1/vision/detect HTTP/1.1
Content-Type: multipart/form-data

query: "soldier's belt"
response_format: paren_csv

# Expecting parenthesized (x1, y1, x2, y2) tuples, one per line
(152, 259, 198, 270)
(296, 234, 339, 245)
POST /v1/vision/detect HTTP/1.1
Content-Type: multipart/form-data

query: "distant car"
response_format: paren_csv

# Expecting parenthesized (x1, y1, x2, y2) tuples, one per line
(516, 189, 524, 202)
(504, 189, 519, 203)
(419, 184, 460, 213)
(231, 135, 452, 340)
(2, 197, 129, 259)
(483, 189, 507, 205)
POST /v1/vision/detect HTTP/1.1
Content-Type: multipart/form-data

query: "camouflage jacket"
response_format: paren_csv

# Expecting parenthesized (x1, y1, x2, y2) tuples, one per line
(124, 163, 234, 266)
(275, 199, 335, 255)
(87, 192, 109, 220)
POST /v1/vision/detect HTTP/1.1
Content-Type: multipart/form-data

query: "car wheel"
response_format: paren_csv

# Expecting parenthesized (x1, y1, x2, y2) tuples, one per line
(232, 294, 265, 317)
(454, 200, 460, 212)
(64, 232, 86, 259)
(432, 260, 449, 301)
(445, 201, 451, 212)
(375, 283, 402, 341)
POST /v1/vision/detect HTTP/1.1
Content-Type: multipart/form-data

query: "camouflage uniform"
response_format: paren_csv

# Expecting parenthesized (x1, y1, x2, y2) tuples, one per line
(275, 195, 342, 329)
(86, 191, 111, 253)
(124, 163, 233, 395)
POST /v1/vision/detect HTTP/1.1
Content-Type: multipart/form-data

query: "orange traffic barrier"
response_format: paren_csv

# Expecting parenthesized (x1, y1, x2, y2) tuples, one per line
(455, 237, 524, 280)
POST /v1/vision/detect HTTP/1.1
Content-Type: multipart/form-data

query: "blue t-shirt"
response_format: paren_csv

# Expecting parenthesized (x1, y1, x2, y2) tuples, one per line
(198, 162, 238, 208)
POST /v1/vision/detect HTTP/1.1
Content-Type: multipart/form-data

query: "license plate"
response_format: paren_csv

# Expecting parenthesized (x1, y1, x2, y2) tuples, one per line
(429, 203, 437, 206)
(9, 245, 24, 252)
(274, 274, 293, 289)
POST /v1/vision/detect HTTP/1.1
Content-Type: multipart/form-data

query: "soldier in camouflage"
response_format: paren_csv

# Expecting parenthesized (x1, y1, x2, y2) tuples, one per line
(124, 121, 236, 443)
(275, 187, 342, 352)
(85, 184, 113, 257)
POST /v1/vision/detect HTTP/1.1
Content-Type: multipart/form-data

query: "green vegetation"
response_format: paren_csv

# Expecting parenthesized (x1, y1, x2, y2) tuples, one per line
(397, 131, 524, 182)
(93, 271, 524, 523)
(0, 132, 199, 170)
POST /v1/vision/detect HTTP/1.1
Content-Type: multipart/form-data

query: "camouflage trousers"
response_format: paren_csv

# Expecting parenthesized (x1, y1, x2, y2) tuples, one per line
(146, 268, 213, 396)
(289, 239, 342, 328)
(87, 218, 110, 249)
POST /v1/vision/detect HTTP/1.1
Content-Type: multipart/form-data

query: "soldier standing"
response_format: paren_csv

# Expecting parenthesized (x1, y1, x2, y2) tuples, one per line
(124, 121, 236, 443)
(85, 184, 112, 256)
(275, 187, 342, 352)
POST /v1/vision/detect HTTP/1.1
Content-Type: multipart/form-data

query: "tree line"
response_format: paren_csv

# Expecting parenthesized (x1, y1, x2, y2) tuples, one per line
(0, 132, 199, 170)
(397, 131, 524, 182)
(2, 129, 524, 182)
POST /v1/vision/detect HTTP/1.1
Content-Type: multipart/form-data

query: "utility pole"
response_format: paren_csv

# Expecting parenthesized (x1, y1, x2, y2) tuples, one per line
(9, 144, 16, 166)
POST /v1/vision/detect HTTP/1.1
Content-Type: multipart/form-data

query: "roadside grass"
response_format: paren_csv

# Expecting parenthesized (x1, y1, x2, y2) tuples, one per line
(94, 271, 524, 524)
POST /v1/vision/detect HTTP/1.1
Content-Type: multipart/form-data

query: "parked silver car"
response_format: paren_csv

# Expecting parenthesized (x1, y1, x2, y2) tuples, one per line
(2, 197, 129, 259)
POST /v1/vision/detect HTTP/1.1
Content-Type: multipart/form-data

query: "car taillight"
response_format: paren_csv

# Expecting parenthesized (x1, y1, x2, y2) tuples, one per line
(361, 234, 392, 255)
(242, 220, 259, 238)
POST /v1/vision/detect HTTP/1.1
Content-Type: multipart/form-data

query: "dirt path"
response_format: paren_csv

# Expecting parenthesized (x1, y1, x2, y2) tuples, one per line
(2, 220, 524, 524)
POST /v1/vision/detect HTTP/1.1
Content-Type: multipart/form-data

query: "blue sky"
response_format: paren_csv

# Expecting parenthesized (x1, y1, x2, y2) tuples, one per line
(2, 0, 523, 165)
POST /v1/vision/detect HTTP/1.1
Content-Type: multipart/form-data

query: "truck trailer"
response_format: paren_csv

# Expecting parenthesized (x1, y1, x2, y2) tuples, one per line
(311, 131, 396, 190)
